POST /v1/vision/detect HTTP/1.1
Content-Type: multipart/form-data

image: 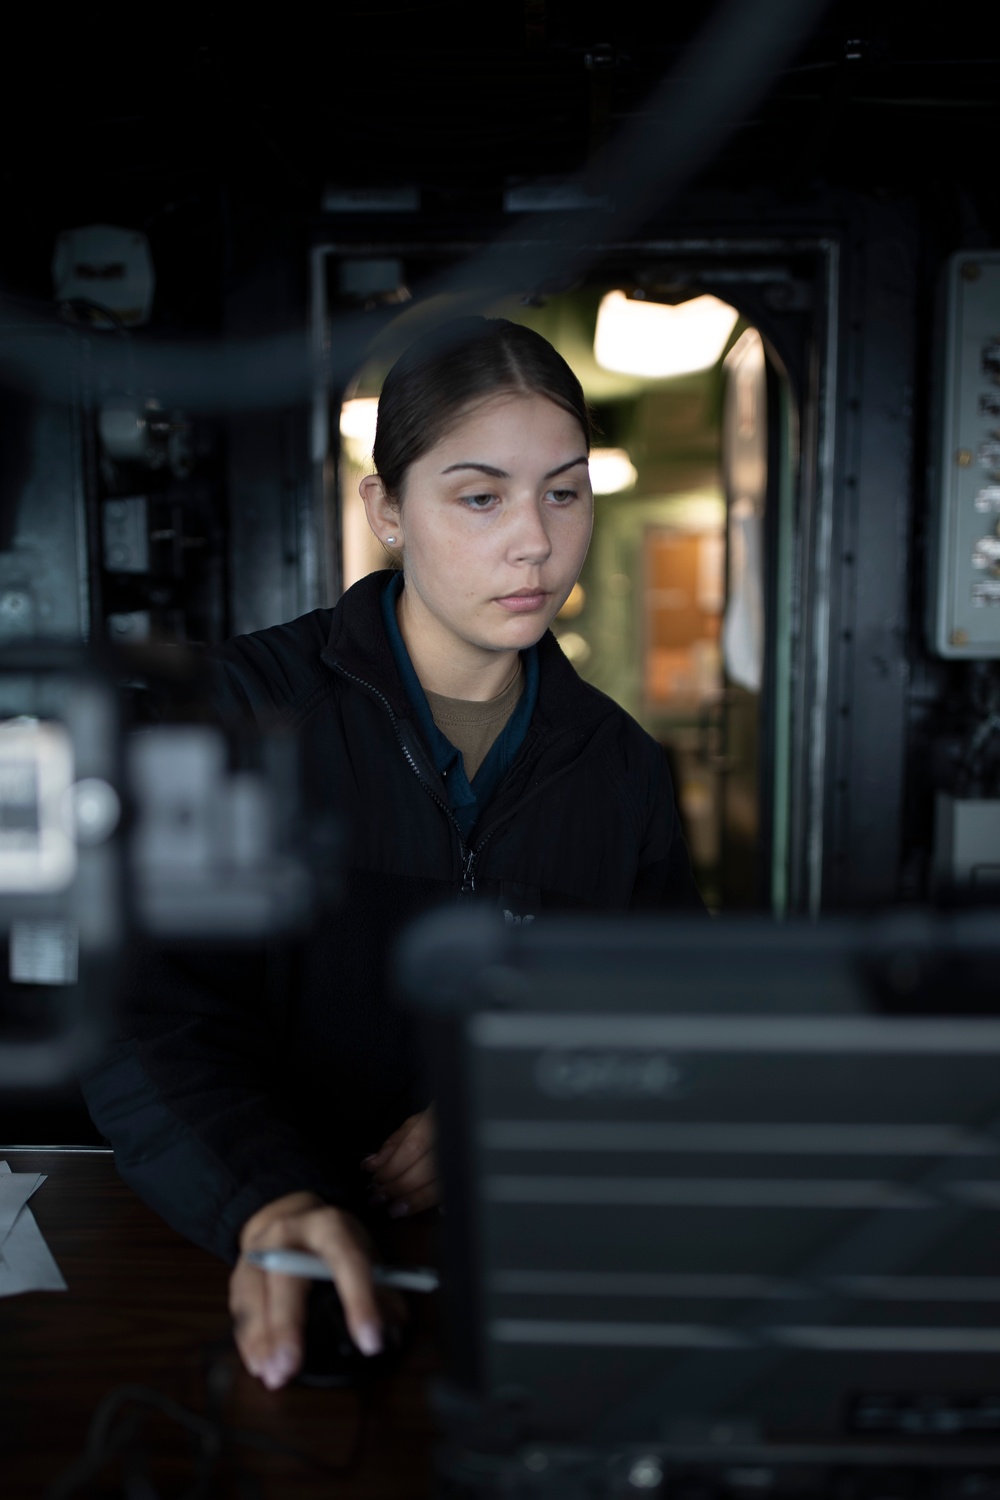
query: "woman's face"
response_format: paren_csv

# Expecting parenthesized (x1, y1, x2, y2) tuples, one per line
(370, 392, 593, 667)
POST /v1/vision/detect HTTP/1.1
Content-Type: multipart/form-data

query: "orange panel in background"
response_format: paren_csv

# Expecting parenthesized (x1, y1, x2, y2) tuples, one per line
(644, 528, 722, 710)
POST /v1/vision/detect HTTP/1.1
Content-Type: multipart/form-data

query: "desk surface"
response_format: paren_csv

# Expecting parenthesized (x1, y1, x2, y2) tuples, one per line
(0, 1149, 440, 1499)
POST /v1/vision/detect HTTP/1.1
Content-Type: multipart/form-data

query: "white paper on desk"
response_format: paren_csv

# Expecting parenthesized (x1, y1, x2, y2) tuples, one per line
(0, 1166, 41, 1238)
(0, 1159, 67, 1296)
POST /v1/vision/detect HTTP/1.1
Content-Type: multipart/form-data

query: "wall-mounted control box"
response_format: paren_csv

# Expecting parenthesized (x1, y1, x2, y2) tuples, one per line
(927, 252, 1000, 657)
(933, 794, 1000, 888)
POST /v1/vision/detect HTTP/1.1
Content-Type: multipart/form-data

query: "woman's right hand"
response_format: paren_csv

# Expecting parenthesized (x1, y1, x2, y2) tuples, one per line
(229, 1190, 382, 1389)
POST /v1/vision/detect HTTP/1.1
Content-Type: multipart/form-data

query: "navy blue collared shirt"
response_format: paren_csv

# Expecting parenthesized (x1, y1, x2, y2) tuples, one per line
(381, 573, 538, 842)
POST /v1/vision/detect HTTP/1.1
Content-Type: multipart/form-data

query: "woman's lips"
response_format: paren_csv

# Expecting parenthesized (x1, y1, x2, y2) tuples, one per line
(493, 591, 550, 613)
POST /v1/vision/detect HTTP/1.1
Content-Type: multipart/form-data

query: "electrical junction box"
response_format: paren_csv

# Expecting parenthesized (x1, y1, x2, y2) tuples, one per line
(933, 793, 1000, 888)
(102, 496, 149, 574)
(52, 224, 154, 327)
(927, 251, 1000, 657)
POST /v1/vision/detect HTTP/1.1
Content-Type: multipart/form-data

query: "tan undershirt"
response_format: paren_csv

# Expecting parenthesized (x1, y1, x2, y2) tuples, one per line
(425, 661, 525, 783)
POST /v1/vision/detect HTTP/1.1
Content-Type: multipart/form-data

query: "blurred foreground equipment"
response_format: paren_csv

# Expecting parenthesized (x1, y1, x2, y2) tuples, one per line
(0, 644, 321, 1091)
(0, 646, 122, 1088)
(403, 908, 1000, 1498)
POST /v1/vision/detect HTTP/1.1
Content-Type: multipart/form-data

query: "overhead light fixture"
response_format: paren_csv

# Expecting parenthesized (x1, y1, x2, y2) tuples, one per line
(339, 397, 379, 461)
(594, 291, 739, 379)
(589, 448, 638, 495)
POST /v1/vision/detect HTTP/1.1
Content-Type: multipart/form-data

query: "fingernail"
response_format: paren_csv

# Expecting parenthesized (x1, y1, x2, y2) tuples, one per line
(245, 1355, 264, 1377)
(361, 1154, 379, 1168)
(261, 1346, 297, 1389)
(356, 1321, 383, 1357)
(388, 1200, 409, 1218)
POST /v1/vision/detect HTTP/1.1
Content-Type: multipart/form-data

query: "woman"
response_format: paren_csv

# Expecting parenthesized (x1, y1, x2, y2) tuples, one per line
(84, 316, 702, 1391)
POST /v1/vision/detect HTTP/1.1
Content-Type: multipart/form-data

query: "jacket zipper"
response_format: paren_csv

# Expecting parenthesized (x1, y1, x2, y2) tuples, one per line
(331, 662, 484, 893)
(331, 660, 619, 905)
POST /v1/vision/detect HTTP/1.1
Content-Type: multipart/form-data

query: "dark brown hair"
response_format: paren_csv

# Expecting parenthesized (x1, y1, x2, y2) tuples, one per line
(372, 316, 592, 500)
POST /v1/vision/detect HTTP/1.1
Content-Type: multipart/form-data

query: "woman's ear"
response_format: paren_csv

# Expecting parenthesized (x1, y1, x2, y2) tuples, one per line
(359, 474, 402, 550)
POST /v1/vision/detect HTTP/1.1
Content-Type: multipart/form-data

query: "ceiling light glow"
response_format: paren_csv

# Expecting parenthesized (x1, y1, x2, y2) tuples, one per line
(339, 397, 379, 457)
(594, 291, 740, 379)
(589, 448, 638, 494)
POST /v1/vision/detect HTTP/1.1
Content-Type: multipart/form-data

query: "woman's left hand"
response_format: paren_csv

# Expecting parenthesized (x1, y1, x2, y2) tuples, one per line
(362, 1106, 439, 1217)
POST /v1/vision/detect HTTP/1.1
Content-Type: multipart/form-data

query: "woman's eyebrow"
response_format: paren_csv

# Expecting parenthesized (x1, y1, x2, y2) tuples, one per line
(440, 462, 509, 477)
(440, 456, 589, 479)
(545, 456, 589, 479)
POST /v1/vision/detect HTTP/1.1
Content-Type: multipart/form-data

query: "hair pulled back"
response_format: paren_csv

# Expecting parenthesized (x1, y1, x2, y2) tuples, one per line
(372, 317, 592, 501)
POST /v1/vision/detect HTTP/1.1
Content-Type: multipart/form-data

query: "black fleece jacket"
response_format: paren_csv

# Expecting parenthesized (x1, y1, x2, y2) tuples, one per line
(82, 571, 703, 1262)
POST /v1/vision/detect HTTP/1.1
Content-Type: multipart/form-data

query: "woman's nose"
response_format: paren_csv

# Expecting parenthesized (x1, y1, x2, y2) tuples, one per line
(509, 498, 553, 564)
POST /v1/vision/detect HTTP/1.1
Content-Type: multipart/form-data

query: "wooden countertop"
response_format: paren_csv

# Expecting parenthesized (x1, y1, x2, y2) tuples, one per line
(0, 1149, 440, 1498)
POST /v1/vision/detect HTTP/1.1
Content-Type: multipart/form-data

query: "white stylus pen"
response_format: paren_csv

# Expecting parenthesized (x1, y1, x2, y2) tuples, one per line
(245, 1248, 439, 1293)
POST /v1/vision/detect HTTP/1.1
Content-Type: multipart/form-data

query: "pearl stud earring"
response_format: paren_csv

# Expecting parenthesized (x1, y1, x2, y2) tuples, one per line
(385, 535, 397, 546)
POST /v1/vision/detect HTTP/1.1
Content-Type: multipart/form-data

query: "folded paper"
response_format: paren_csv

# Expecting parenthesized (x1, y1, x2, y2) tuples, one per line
(0, 1160, 67, 1296)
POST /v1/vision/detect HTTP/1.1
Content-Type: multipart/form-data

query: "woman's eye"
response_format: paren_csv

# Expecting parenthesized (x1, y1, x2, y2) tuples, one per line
(460, 493, 499, 510)
(547, 488, 578, 504)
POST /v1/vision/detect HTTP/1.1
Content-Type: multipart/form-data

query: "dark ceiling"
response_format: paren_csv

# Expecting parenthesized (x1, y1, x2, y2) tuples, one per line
(1, 1, 997, 321)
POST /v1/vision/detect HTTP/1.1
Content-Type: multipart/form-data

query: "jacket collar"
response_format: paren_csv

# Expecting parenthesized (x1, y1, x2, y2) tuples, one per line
(320, 569, 617, 738)
(320, 570, 412, 717)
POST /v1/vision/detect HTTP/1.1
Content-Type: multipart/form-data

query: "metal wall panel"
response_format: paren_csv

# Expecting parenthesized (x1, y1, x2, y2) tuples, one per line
(0, 330, 89, 642)
(823, 203, 917, 908)
(225, 256, 322, 638)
